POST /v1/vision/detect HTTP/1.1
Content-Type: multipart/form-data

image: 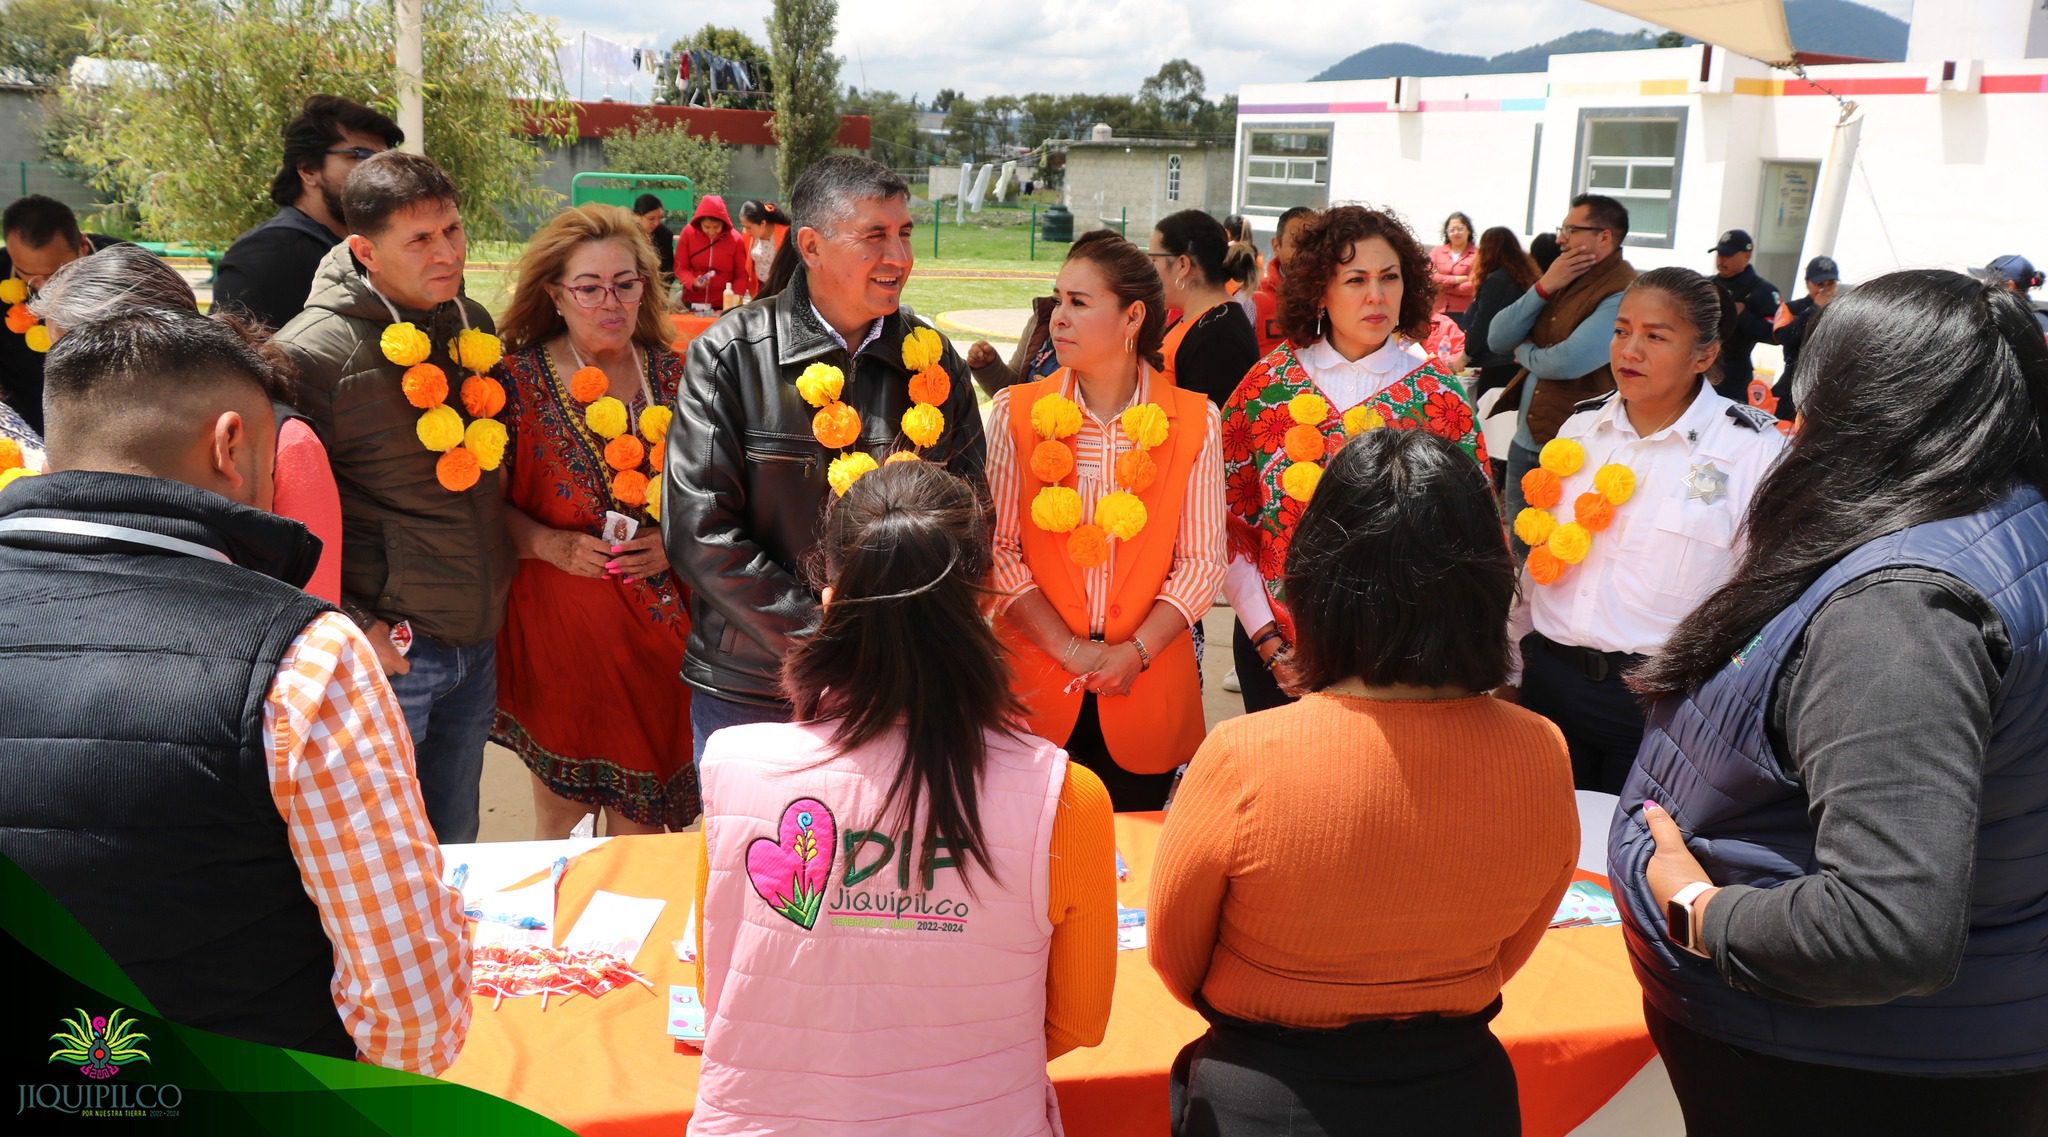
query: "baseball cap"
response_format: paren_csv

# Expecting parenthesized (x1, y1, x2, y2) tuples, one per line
(1804, 256, 1840, 283)
(1988, 254, 2039, 287)
(1709, 230, 1754, 255)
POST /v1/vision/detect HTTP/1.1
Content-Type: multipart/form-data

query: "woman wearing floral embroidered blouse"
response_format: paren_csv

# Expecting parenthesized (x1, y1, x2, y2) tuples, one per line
(492, 204, 696, 835)
(989, 230, 1227, 812)
(1221, 205, 1488, 713)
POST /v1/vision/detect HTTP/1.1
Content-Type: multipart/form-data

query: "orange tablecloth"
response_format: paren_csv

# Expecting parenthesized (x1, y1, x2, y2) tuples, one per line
(444, 816, 1654, 1137)
(669, 312, 718, 355)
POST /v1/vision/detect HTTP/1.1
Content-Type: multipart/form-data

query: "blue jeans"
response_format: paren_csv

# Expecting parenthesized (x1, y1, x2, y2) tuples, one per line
(1503, 439, 1541, 565)
(388, 636, 497, 844)
(690, 691, 790, 770)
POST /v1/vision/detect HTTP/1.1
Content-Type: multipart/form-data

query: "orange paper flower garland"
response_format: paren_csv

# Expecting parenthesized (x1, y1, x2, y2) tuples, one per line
(1, 277, 51, 354)
(1277, 392, 1384, 502)
(0, 436, 38, 493)
(565, 360, 673, 518)
(1512, 438, 1637, 585)
(1026, 391, 1170, 568)
(383, 320, 507, 493)
(798, 326, 953, 497)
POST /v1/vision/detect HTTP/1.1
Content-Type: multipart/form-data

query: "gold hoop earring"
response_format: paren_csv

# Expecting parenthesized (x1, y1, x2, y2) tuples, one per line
(1125, 336, 1135, 355)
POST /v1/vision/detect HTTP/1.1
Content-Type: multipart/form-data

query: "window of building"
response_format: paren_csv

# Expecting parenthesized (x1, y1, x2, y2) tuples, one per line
(1240, 126, 1330, 213)
(1167, 154, 1182, 202)
(1572, 109, 1686, 247)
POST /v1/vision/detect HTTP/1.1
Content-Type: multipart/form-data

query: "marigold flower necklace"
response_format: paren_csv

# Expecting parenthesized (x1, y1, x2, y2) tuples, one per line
(1273, 390, 1387, 503)
(1512, 437, 1638, 586)
(0, 277, 50, 354)
(371, 286, 507, 493)
(797, 325, 953, 496)
(561, 342, 671, 519)
(1025, 375, 1171, 569)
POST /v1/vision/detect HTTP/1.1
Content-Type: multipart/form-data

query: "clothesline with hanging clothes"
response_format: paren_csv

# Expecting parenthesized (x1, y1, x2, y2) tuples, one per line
(673, 47, 766, 106)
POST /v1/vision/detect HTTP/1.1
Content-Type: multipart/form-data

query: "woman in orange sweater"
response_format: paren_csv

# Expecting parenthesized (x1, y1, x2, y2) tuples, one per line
(1150, 428, 1578, 1137)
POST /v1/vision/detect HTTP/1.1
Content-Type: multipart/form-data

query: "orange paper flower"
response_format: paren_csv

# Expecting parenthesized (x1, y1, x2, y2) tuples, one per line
(401, 363, 449, 409)
(568, 366, 609, 404)
(1574, 492, 1616, 532)
(908, 365, 951, 407)
(435, 446, 481, 492)
(1115, 447, 1158, 493)
(812, 402, 862, 449)
(1283, 424, 1326, 463)
(1520, 467, 1563, 510)
(1029, 439, 1075, 483)
(648, 441, 665, 470)
(612, 469, 650, 507)
(1527, 545, 1565, 585)
(1067, 523, 1110, 568)
(461, 374, 507, 418)
(4, 304, 33, 334)
(885, 450, 922, 464)
(0, 438, 22, 470)
(604, 435, 646, 472)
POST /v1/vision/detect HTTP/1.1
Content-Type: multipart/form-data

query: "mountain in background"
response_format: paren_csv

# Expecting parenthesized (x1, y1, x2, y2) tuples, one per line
(1310, 0, 1908, 81)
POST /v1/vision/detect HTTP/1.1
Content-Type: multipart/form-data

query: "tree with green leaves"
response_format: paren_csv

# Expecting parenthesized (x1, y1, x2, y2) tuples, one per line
(0, 0, 124, 87)
(657, 24, 774, 108)
(767, 0, 842, 196)
(1139, 59, 1206, 128)
(600, 113, 733, 194)
(55, 0, 573, 246)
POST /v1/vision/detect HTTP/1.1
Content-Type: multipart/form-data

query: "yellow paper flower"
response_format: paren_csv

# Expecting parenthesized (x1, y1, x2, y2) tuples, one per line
(465, 418, 509, 470)
(795, 363, 845, 407)
(586, 396, 629, 440)
(901, 402, 945, 449)
(1288, 392, 1330, 427)
(827, 451, 878, 496)
(23, 324, 50, 353)
(885, 450, 922, 464)
(639, 405, 673, 446)
(380, 321, 432, 367)
(1547, 522, 1593, 565)
(1030, 485, 1084, 533)
(1593, 463, 1636, 505)
(415, 405, 465, 452)
(1030, 393, 1083, 440)
(1122, 403, 1170, 449)
(0, 278, 26, 305)
(1281, 460, 1323, 502)
(1095, 491, 1149, 541)
(646, 489, 663, 522)
(901, 325, 945, 372)
(450, 328, 502, 374)
(1539, 436, 1586, 477)
(1343, 406, 1384, 436)
(0, 466, 40, 492)
(1513, 507, 1557, 548)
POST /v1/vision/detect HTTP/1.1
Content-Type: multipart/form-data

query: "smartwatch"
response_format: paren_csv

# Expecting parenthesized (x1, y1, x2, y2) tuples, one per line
(1665, 881, 1715, 959)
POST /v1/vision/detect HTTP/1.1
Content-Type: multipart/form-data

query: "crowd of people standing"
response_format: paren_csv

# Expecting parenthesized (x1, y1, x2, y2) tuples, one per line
(1, 89, 2046, 1137)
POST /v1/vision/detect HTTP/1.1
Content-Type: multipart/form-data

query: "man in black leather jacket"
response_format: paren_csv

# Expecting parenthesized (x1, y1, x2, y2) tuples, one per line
(662, 156, 986, 759)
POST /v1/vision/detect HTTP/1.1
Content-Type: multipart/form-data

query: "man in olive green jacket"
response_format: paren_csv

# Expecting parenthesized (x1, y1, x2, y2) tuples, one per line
(273, 151, 512, 843)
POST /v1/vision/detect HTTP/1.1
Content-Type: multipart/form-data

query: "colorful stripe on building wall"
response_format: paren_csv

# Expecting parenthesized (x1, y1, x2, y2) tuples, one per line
(1242, 73, 2048, 117)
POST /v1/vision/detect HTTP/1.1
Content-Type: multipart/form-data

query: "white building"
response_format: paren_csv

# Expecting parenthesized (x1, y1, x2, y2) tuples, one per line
(1231, 0, 2048, 293)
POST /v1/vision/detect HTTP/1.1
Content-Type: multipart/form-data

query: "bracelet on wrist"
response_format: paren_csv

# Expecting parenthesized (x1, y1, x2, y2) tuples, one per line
(1131, 634, 1152, 672)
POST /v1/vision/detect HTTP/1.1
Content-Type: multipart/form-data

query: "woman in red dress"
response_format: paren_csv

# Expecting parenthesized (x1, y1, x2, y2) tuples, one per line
(494, 204, 695, 835)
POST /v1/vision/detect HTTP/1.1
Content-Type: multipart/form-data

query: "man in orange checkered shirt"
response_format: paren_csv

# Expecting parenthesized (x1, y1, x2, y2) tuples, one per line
(0, 307, 468, 1073)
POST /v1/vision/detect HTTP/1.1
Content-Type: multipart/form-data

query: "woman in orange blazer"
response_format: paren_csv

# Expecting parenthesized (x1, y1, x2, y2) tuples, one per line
(989, 230, 1226, 811)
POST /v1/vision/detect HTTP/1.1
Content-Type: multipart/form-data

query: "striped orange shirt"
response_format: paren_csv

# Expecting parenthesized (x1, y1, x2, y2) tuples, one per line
(263, 611, 471, 1075)
(990, 369, 1227, 634)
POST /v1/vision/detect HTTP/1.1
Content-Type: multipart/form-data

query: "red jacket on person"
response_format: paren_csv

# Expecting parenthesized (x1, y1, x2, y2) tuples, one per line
(674, 195, 754, 307)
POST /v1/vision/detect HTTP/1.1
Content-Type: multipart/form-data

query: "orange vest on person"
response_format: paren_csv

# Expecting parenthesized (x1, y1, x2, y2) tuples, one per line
(996, 373, 1209, 776)
(1156, 319, 1193, 388)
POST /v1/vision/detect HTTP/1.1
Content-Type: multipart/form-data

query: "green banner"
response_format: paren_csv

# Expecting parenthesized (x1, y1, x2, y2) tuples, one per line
(1, 854, 571, 1134)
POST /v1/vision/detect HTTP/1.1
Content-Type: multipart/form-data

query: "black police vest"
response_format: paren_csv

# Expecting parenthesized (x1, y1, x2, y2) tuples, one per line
(0, 471, 354, 1059)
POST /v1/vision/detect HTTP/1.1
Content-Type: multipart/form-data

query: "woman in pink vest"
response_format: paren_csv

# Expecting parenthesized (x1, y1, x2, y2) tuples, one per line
(691, 461, 1119, 1136)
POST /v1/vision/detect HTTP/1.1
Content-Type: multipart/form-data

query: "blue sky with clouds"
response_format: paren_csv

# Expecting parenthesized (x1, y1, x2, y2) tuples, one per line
(530, 0, 1919, 102)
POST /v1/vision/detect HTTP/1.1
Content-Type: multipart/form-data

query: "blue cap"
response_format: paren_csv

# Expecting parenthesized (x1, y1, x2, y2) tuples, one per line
(1710, 229, 1754, 255)
(1804, 256, 1839, 283)
(1988, 255, 2039, 288)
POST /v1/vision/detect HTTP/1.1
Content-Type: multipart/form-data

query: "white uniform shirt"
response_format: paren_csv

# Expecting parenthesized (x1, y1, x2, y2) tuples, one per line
(1225, 335, 1429, 634)
(1506, 383, 1786, 680)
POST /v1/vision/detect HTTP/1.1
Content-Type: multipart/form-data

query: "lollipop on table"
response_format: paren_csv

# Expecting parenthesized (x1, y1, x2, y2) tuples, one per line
(472, 944, 654, 1011)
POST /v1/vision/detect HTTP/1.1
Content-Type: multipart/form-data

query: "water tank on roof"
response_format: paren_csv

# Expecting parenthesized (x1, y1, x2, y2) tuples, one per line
(1090, 123, 1113, 142)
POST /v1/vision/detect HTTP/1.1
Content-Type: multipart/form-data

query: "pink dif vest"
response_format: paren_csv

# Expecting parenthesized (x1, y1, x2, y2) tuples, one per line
(692, 721, 1070, 1137)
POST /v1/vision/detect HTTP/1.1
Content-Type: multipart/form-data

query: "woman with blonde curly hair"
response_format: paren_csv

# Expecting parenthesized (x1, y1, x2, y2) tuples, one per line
(1219, 205, 1487, 713)
(492, 203, 696, 835)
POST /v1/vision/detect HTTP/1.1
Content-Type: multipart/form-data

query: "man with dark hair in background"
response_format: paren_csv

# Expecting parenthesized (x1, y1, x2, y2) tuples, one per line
(0, 307, 468, 1072)
(213, 95, 402, 330)
(1253, 205, 1316, 357)
(1, 195, 138, 435)
(1708, 228, 1781, 403)
(272, 150, 510, 844)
